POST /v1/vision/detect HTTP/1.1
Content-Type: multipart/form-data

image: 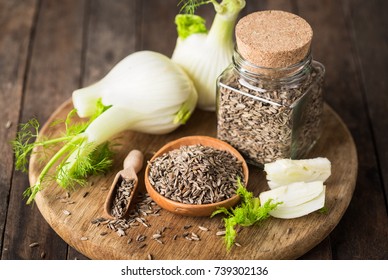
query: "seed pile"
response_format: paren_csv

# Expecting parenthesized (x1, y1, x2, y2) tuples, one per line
(148, 144, 244, 204)
(92, 198, 230, 240)
(111, 178, 135, 218)
(92, 192, 161, 236)
(90, 196, 245, 258)
(217, 67, 323, 165)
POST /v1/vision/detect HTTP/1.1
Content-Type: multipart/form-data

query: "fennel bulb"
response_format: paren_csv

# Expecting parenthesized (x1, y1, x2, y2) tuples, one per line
(13, 51, 197, 204)
(73, 50, 197, 128)
(62, 51, 198, 183)
(172, 0, 246, 111)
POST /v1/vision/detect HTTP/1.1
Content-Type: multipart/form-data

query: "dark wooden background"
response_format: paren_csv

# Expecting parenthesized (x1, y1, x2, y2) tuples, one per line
(0, 0, 387, 260)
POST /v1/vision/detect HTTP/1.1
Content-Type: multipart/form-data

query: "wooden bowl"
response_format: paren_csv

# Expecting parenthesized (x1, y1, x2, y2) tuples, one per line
(144, 135, 249, 216)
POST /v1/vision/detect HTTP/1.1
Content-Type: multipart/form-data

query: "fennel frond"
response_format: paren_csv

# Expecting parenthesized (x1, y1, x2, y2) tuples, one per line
(211, 178, 281, 251)
(178, 0, 213, 14)
(12, 99, 114, 204)
(55, 141, 114, 189)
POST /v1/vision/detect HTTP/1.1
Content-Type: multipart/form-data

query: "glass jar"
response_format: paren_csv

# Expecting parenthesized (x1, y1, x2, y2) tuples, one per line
(216, 48, 325, 167)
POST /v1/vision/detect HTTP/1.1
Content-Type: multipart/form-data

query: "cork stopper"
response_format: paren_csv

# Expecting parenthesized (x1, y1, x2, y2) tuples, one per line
(236, 10, 313, 69)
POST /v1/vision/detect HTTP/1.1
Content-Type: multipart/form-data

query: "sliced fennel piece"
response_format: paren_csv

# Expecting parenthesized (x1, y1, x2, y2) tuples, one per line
(264, 157, 331, 189)
(265, 188, 325, 219)
(259, 182, 326, 219)
(259, 181, 325, 207)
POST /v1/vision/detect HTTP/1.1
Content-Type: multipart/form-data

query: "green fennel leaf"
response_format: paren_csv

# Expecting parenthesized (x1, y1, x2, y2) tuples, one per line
(11, 118, 40, 172)
(65, 109, 87, 136)
(212, 178, 281, 251)
(91, 98, 112, 121)
(175, 14, 208, 39)
(318, 206, 329, 214)
(55, 140, 114, 189)
(224, 217, 238, 250)
(178, 0, 212, 14)
(65, 99, 111, 137)
(12, 98, 115, 204)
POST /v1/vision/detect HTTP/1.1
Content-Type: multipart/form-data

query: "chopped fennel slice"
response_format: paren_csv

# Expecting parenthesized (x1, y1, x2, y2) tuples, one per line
(260, 181, 325, 207)
(267, 188, 325, 219)
(264, 157, 331, 189)
(259, 181, 326, 219)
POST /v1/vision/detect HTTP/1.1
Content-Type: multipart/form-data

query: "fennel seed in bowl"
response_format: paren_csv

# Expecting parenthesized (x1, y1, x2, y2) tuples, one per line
(148, 144, 244, 205)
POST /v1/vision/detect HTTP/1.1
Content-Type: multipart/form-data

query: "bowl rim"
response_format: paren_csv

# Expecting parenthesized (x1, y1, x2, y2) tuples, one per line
(144, 135, 249, 214)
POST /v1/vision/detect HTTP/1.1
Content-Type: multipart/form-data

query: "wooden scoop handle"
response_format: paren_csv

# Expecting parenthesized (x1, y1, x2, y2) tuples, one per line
(123, 149, 144, 173)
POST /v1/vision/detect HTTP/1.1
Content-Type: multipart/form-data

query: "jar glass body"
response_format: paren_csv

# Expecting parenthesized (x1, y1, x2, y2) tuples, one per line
(216, 50, 325, 167)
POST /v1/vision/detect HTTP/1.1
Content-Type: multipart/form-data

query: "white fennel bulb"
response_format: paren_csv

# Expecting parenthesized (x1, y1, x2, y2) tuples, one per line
(73, 50, 197, 128)
(172, 0, 245, 111)
(61, 50, 198, 183)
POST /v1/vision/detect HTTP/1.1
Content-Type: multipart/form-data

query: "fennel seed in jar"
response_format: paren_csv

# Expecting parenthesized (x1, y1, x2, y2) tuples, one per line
(216, 11, 325, 166)
(148, 144, 244, 204)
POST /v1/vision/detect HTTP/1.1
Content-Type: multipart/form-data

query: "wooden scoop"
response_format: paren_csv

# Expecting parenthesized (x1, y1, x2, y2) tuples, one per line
(104, 149, 144, 219)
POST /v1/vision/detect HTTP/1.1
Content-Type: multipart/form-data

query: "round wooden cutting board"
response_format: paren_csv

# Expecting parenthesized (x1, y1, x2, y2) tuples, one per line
(29, 100, 357, 260)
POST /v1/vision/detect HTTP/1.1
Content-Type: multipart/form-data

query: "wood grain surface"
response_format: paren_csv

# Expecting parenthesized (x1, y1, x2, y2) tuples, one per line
(2, 0, 387, 261)
(28, 100, 357, 260)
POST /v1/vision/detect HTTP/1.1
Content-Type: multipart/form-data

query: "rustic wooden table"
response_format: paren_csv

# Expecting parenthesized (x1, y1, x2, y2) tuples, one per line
(0, 0, 387, 260)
